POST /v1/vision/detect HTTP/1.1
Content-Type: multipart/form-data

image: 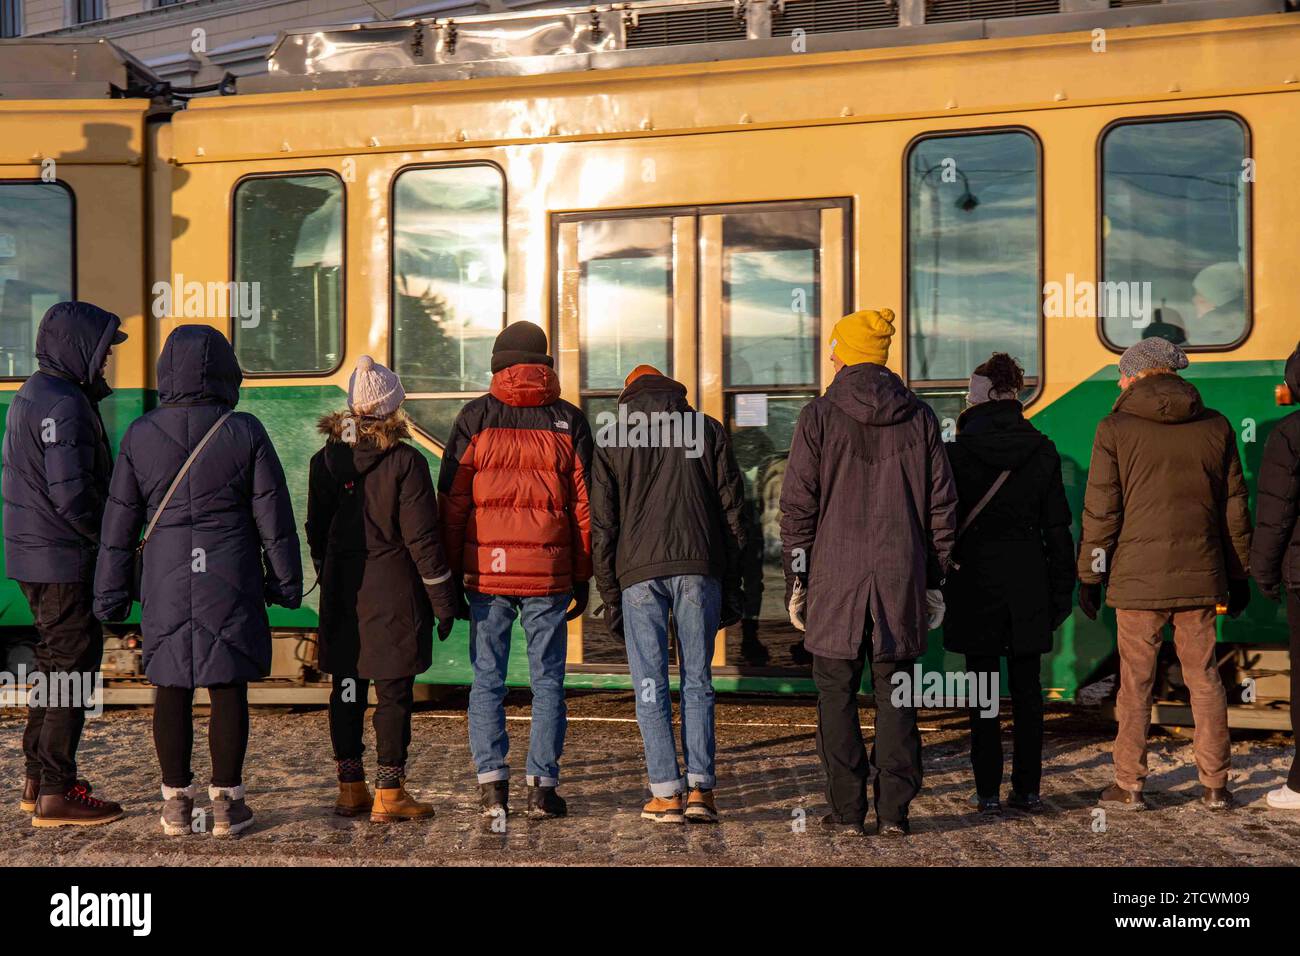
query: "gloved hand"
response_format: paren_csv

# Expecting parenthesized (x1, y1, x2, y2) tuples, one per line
(426, 578, 459, 641)
(1259, 582, 1281, 603)
(1226, 577, 1252, 618)
(925, 589, 945, 631)
(720, 582, 744, 629)
(602, 600, 624, 641)
(453, 578, 471, 621)
(1049, 604, 1072, 631)
(1077, 582, 1102, 621)
(788, 577, 807, 633)
(566, 580, 590, 622)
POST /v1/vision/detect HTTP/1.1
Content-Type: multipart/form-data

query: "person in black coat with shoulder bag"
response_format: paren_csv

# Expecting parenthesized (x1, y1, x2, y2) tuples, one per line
(942, 353, 1075, 816)
(306, 356, 457, 824)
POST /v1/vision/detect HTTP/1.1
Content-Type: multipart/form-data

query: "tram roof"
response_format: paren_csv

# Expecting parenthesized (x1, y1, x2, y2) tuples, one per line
(0, 36, 160, 99)
(244, 0, 1291, 94)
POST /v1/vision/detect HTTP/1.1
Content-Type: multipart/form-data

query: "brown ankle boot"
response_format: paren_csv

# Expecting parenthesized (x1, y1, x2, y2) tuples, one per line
(371, 785, 434, 823)
(335, 780, 373, 817)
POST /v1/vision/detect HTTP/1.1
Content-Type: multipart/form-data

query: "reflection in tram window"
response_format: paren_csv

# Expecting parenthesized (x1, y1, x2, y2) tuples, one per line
(722, 208, 824, 668)
(391, 164, 505, 442)
(907, 131, 1040, 391)
(578, 217, 673, 393)
(0, 183, 73, 379)
(233, 173, 343, 374)
(1100, 116, 1249, 350)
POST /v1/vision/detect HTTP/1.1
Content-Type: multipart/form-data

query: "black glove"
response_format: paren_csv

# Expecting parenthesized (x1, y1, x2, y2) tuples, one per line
(603, 600, 624, 641)
(566, 580, 590, 622)
(1077, 583, 1102, 621)
(453, 577, 471, 621)
(1259, 582, 1281, 603)
(1226, 577, 1251, 618)
(426, 578, 459, 641)
(720, 582, 744, 629)
(436, 615, 455, 641)
(1049, 604, 1072, 632)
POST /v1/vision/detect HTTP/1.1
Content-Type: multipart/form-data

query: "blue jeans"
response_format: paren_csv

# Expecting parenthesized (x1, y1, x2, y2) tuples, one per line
(621, 575, 721, 798)
(467, 591, 570, 787)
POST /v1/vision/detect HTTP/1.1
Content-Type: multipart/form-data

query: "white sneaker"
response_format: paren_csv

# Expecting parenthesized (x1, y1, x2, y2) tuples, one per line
(1266, 785, 1300, 810)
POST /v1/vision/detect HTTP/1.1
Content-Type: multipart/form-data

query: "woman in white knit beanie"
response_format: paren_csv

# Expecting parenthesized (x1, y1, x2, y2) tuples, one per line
(305, 355, 457, 823)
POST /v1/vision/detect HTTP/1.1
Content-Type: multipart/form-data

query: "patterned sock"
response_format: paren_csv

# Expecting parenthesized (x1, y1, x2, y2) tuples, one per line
(375, 764, 403, 789)
(336, 758, 364, 783)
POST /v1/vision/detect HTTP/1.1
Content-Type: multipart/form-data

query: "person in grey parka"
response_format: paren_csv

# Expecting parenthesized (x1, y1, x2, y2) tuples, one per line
(781, 308, 958, 837)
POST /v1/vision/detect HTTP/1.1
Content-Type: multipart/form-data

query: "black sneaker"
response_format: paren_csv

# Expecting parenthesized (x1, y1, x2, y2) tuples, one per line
(975, 796, 1002, 816)
(819, 813, 866, 836)
(527, 785, 567, 819)
(479, 781, 509, 819)
(1007, 791, 1045, 813)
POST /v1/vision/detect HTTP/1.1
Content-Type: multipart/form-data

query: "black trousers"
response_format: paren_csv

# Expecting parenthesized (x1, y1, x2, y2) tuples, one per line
(1289, 590, 1300, 790)
(812, 630, 922, 826)
(152, 683, 249, 789)
(328, 672, 415, 768)
(18, 581, 104, 796)
(964, 652, 1044, 798)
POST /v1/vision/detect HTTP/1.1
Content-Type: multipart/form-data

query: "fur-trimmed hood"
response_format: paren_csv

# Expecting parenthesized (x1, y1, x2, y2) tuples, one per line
(317, 409, 412, 476)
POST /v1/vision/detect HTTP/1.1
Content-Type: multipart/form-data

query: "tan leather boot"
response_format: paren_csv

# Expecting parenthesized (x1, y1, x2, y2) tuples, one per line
(335, 780, 373, 817)
(371, 785, 435, 823)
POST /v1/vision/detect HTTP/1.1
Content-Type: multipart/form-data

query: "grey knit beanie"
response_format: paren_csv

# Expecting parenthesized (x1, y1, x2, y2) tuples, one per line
(347, 355, 405, 417)
(1118, 336, 1189, 379)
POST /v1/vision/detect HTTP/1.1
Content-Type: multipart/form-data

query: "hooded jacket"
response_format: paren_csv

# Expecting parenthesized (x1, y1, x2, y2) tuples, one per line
(306, 411, 455, 680)
(780, 363, 958, 662)
(3, 302, 122, 583)
(590, 373, 747, 607)
(1249, 345, 1300, 595)
(437, 363, 593, 597)
(941, 399, 1075, 656)
(94, 325, 302, 689)
(1077, 371, 1251, 609)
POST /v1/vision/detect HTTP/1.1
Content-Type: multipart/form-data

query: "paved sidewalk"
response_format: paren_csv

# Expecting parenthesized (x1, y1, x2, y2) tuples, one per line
(2, 692, 1297, 866)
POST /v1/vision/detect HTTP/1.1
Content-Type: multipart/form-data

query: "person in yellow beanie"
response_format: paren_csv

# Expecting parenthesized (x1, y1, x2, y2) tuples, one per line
(829, 308, 896, 367)
(780, 307, 957, 837)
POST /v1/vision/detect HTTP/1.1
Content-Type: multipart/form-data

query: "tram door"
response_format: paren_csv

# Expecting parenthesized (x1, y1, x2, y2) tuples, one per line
(555, 201, 848, 673)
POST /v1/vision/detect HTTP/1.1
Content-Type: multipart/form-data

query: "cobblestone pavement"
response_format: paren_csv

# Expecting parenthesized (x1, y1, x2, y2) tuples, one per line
(2, 691, 1298, 866)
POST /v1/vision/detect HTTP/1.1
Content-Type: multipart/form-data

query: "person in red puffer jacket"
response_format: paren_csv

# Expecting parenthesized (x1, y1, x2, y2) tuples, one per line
(438, 321, 593, 824)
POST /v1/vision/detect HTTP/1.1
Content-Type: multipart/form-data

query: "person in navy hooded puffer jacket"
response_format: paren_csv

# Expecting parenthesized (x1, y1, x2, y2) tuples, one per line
(95, 324, 302, 837)
(3, 301, 127, 827)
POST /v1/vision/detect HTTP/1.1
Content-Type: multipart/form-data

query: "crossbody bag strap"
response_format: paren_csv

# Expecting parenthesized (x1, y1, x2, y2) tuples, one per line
(955, 468, 1013, 541)
(138, 410, 234, 550)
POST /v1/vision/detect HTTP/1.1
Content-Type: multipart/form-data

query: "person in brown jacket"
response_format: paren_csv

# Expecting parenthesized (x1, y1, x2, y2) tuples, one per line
(1077, 336, 1252, 812)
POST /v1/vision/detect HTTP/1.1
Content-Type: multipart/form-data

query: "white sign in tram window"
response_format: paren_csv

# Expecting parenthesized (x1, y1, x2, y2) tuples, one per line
(734, 393, 769, 428)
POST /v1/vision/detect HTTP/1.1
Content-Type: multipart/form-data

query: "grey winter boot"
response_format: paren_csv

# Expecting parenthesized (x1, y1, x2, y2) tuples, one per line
(210, 784, 254, 837)
(160, 784, 199, 836)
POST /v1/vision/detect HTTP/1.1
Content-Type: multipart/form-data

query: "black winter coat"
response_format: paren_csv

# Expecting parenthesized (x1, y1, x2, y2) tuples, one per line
(589, 374, 747, 608)
(941, 400, 1075, 657)
(1250, 345, 1300, 596)
(3, 302, 121, 584)
(94, 325, 302, 689)
(780, 363, 958, 662)
(306, 411, 456, 680)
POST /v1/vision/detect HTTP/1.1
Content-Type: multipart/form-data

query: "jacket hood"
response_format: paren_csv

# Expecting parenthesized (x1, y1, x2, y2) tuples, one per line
(955, 399, 1046, 469)
(1112, 371, 1203, 424)
(317, 410, 410, 476)
(1286, 342, 1300, 402)
(157, 325, 242, 407)
(490, 363, 561, 408)
(618, 373, 691, 413)
(35, 301, 123, 390)
(825, 362, 917, 426)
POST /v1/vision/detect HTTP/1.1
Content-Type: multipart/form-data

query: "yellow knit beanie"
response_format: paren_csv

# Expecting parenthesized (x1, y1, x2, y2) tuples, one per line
(830, 309, 895, 366)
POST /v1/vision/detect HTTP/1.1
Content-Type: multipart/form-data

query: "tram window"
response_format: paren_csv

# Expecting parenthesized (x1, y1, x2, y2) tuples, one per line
(1100, 116, 1249, 350)
(577, 216, 673, 419)
(233, 173, 343, 375)
(0, 182, 74, 379)
(906, 130, 1040, 412)
(391, 164, 505, 443)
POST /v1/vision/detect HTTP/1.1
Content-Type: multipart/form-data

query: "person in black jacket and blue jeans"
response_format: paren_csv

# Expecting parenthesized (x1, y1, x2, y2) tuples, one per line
(2, 301, 126, 827)
(590, 365, 747, 824)
(1250, 342, 1300, 810)
(941, 353, 1075, 816)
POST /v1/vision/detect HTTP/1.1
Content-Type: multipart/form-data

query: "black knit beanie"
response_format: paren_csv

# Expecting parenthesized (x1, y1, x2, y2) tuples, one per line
(491, 321, 553, 373)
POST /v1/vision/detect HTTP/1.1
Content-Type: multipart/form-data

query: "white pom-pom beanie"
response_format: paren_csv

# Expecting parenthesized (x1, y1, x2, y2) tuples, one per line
(347, 355, 405, 418)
